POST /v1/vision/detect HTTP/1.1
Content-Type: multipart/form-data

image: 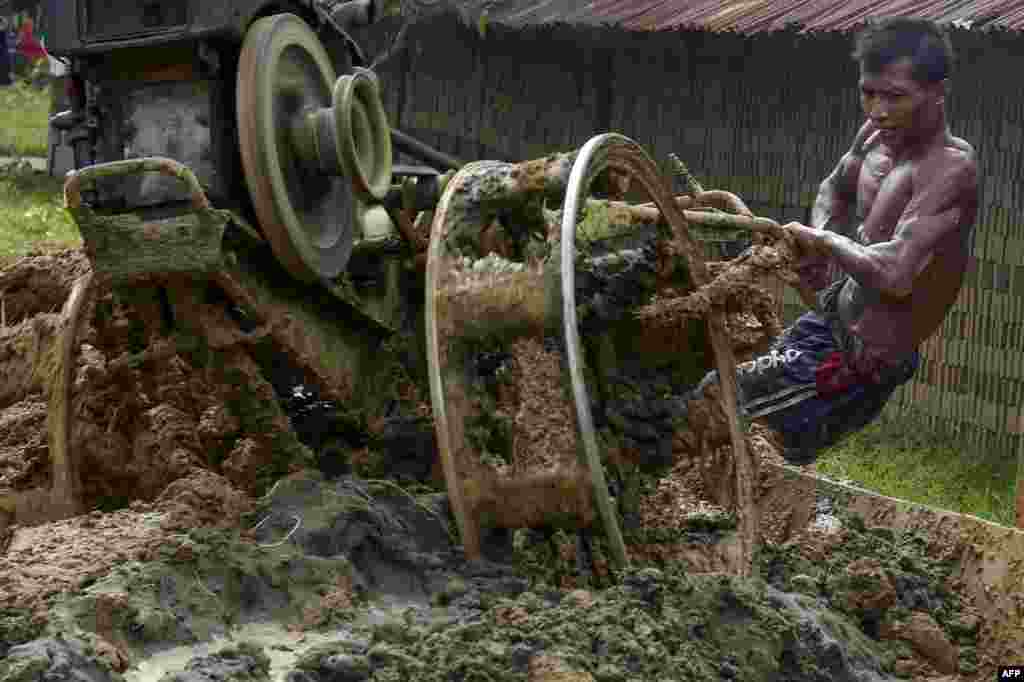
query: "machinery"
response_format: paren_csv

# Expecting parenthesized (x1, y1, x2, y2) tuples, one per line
(25, 0, 795, 573)
(43, 0, 458, 285)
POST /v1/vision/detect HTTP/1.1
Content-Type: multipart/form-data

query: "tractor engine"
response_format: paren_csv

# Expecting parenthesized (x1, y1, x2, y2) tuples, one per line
(44, 0, 404, 282)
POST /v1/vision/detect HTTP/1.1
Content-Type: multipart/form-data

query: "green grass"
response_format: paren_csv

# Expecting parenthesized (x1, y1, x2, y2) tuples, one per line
(0, 81, 50, 158)
(0, 163, 82, 266)
(0, 79, 81, 265)
(0, 76, 77, 262)
(816, 409, 1017, 526)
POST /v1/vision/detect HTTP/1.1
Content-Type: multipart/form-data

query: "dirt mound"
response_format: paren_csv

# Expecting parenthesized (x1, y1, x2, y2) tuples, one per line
(0, 314, 63, 411)
(0, 399, 48, 492)
(0, 250, 91, 326)
(0, 469, 251, 628)
(155, 468, 255, 531)
(0, 250, 314, 518)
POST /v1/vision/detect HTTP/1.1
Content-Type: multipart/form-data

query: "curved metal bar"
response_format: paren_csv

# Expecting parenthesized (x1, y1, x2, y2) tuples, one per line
(695, 189, 754, 217)
(559, 135, 636, 570)
(48, 271, 97, 520)
(424, 161, 502, 559)
(64, 157, 210, 211)
(0, 272, 97, 532)
(560, 133, 759, 575)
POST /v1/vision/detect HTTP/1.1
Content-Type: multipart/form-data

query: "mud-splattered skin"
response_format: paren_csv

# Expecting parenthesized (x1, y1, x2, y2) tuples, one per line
(788, 57, 978, 367)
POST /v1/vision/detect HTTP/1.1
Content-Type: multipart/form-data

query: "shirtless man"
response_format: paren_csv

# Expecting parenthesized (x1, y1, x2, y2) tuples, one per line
(699, 18, 979, 463)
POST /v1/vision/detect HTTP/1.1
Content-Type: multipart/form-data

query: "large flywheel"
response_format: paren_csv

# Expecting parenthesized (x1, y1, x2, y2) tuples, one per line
(237, 13, 392, 282)
(424, 135, 767, 574)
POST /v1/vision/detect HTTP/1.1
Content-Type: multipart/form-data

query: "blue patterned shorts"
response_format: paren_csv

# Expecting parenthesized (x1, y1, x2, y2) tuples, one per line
(696, 311, 919, 464)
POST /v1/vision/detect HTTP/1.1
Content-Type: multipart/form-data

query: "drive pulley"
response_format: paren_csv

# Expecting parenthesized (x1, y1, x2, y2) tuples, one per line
(237, 12, 393, 282)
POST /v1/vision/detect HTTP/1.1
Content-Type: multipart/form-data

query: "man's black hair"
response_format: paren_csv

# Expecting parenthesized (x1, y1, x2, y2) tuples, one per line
(852, 17, 955, 83)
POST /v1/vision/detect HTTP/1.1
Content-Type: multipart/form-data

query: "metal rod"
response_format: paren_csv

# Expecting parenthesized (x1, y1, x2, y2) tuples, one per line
(669, 152, 705, 195)
(683, 208, 783, 238)
(390, 128, 464, 171)
(392, 164, 441, 177)
(619, 196, 785, 239)
(561, 135, 634, 570)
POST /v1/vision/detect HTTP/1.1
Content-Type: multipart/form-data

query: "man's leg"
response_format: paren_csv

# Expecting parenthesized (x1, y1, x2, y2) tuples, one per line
(681, 314, 918, 465)
(686, 312, 836, 421)
(678, 312, 835, 500)
(763, 352, 919, 464)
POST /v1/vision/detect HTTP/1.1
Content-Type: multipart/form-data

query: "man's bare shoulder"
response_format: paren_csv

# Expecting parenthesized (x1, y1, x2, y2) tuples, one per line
(936, 135, 978, 178)
(913, 137, 977, 195)
(947, 134, 975, 159)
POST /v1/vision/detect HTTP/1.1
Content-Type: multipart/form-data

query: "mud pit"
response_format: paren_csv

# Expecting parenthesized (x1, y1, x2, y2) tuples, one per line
(1, 249, 1021, 682)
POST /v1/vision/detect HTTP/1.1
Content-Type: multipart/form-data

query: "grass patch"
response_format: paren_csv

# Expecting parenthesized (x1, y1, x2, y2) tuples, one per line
(0, 81, 74, 265)
(0, 162, 81, 266)
(0, 81, 50, 158)
(815, 409, 1016, 526)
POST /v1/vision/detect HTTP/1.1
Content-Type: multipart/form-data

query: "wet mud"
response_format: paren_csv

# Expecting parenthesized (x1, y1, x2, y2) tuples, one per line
(0, 250, 1011, 682)
(0, 459, 988, 681)
(0, 465, 987, 682)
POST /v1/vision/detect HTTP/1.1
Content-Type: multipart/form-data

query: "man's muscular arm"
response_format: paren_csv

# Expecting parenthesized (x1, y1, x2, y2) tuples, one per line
(797, 120, 877, 290)
(794, 156, 976, 298)
(810, 153, 858, 232)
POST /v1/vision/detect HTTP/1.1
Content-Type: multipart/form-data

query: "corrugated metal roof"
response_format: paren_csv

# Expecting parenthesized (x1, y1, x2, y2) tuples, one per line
(479, 0, 1024, 33)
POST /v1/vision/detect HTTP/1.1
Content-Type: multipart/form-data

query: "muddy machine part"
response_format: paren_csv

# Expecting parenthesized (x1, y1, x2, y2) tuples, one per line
(425, 134, 764, 571)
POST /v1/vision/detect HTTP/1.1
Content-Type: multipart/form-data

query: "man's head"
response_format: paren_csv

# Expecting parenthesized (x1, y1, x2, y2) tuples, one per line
(852, 18, 954, 148)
